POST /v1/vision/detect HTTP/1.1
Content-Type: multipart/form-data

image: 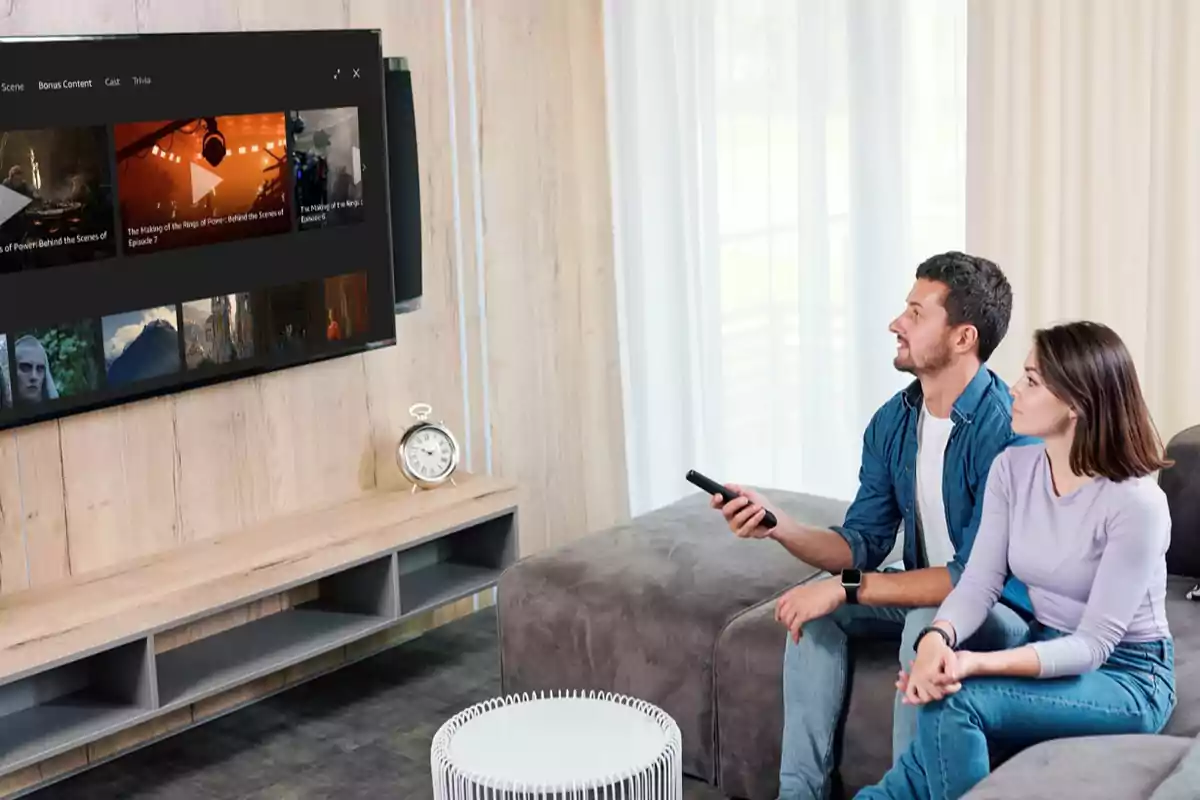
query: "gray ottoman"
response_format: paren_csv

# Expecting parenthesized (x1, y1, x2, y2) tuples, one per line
(496, 488, 847, 783)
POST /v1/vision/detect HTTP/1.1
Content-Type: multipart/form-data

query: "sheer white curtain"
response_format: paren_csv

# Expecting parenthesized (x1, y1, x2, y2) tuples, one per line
(606, 0, 969, 516)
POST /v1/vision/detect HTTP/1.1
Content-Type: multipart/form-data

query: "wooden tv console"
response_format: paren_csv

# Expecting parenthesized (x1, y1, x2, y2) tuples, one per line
(0, 474, 519, 797)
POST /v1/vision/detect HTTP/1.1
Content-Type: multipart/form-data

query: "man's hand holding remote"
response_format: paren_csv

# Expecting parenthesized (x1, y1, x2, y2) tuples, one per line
(712, 486, 783, 539)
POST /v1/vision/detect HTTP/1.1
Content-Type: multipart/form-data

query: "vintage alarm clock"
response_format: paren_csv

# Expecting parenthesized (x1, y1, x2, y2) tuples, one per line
(397, 403, 460, 490)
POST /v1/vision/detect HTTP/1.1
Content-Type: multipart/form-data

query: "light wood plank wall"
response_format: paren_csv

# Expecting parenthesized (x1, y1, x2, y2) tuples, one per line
(0, 0, 629, 591)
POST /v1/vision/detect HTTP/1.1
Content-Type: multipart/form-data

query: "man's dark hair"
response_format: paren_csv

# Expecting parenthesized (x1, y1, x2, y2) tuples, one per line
(1034, 321, 1172, 482)
(915, 251, 1012, 362)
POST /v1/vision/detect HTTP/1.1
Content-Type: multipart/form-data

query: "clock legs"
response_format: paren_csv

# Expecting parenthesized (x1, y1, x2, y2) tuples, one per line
(409, 476, 457, 494)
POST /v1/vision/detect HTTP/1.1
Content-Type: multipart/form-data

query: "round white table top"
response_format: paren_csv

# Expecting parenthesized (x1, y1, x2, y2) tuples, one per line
(444, 694, 674, 788)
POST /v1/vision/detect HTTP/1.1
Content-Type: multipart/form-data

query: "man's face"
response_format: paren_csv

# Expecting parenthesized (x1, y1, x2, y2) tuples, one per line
(887, 279, 956, 374)
(15, 340, 47, 403)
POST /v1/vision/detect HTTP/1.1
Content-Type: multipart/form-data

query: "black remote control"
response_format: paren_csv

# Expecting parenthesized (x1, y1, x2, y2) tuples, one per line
(686, 469, 778, 529)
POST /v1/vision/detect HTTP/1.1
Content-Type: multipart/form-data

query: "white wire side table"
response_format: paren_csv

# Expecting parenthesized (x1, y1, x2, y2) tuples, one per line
(431, 690, 683, 799)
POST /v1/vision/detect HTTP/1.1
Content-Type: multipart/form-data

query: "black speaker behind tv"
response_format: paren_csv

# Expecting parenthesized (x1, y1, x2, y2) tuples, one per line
(385, 57, 422, 313)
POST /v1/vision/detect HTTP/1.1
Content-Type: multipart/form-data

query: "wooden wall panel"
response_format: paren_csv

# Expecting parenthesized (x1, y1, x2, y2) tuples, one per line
(59, 400, 180, 574)
(0, 2, 138, 36)
(171, 381, 274, 543)
(234, 0, 350, 32)
(0, 436, 27, 595)
(256, 358, 376, 510)
(129, 0, 240, 32)
(472, 1, 630, 554)
(563, 2, 630, 536)
(12, 424, 71, 589)
(354, 0, 474, 491)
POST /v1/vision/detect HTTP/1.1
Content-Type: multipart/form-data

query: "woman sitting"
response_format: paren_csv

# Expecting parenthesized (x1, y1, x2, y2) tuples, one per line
(859, 321, 1177, 800)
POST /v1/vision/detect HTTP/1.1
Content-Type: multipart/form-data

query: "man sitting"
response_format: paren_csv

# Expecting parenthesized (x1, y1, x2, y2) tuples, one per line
(712, 252, 1035, 799)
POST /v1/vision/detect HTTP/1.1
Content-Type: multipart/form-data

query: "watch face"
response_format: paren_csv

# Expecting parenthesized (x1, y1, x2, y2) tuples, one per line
(842, 569, 863, 586)
(403, 425, 456, 482)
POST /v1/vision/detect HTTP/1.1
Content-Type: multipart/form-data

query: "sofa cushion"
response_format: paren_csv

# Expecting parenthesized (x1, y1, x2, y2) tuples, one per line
(1164, 575, 1200, 737)
(1162, 425, 1200, 579)
(496, 487, 848, 782)
(961, 735, 1193, 800)
(1151, 730, 1200, 800)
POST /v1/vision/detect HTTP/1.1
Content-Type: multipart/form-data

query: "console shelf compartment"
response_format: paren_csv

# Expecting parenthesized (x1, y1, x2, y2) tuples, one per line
(0, 638, 154, 775)
(156, 554, 397, 709)
(397, 511, 516, 616)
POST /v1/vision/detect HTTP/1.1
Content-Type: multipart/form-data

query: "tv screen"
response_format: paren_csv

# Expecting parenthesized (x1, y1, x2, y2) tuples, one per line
(0, 30, 399, 430)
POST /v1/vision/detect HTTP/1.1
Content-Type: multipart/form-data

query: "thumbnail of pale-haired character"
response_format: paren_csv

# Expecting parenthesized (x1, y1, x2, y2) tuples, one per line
(0, 354, 9, 408)
(13, 335, 59, 404)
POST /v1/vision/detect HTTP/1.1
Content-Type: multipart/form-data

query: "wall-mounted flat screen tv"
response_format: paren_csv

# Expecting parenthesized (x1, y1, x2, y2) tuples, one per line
(0, 30, 401, 431)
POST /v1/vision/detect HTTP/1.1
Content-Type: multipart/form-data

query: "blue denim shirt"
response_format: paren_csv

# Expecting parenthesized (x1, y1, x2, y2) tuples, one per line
(831, 364, 1035, 614)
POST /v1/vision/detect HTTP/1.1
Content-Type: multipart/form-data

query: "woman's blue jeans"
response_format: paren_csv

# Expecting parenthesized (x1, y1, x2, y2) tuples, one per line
(856, 622, 1177, 800)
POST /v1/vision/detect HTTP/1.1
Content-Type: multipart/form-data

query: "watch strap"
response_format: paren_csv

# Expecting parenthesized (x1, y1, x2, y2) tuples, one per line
(915, 625, 955, 653)
(840, 571, 860, 605)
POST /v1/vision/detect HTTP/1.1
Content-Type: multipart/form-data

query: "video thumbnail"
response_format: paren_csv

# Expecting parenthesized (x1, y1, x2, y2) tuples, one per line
(11, 321, 103, 406)
(114, 113, 291, 255)
(256, 280, 325, 357)
(102, 306, 182, 387)
(0, 334, 10, 409)
(290, 108, 365, 231)
(0, 125, 118, 272)
(182, 292, 255, 370)
(323, 272, 370, 342)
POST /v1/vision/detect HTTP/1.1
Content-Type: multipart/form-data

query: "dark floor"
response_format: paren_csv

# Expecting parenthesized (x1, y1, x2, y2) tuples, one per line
(31, 609, 725, 799)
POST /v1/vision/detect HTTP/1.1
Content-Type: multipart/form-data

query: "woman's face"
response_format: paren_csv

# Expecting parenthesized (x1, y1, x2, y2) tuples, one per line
(1010, 346, 1076, 438)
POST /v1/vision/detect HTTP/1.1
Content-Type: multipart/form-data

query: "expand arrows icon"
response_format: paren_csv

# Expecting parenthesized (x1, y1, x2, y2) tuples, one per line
(0, 184, 33, 227)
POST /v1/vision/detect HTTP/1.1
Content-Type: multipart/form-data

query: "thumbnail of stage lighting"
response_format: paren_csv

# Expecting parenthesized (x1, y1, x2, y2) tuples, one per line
(113, 113, 292, 255)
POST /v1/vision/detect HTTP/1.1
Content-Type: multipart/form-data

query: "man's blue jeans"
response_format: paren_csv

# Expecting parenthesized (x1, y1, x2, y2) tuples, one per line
(857, 624, 1177, 800)
(777, 599, 1029, 800)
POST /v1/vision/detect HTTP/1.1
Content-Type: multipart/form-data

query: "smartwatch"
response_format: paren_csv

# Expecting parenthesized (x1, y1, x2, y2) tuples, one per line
(840, 569, 863, 605)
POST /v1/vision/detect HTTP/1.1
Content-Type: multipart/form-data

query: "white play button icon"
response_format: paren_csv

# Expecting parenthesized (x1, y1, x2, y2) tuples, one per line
(0, 184, 33, 227)
(190, 160, 223, 204)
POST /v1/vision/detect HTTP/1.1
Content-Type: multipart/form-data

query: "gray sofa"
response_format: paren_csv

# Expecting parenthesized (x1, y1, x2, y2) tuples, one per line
(497, 426, 1200, 798)
(962, 732, 1200, 799)
(960, 734, 1200, 800)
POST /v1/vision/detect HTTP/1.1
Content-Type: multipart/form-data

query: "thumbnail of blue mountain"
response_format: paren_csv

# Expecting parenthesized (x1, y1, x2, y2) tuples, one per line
(107, 319, 181, 386)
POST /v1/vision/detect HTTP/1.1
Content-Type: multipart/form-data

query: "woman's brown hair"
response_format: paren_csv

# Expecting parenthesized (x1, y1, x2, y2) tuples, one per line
(1033, 321, 1173, 481)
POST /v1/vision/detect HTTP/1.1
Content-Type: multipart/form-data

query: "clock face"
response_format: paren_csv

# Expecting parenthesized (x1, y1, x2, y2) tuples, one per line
(404, 426, 456, 482)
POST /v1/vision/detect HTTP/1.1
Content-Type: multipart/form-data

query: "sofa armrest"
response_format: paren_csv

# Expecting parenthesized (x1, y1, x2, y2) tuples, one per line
(962, 735, 1192, 800)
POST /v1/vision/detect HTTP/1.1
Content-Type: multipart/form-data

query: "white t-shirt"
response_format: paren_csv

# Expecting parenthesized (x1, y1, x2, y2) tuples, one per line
(916, 403, 956, 568)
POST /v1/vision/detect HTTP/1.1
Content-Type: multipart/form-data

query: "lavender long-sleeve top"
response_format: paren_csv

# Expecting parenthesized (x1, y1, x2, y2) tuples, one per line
(935, 443, 1172, 678)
